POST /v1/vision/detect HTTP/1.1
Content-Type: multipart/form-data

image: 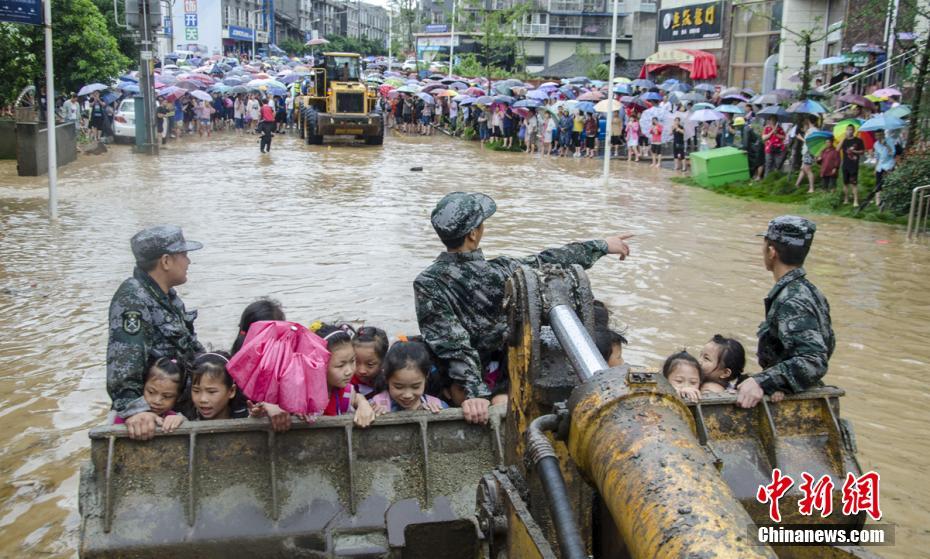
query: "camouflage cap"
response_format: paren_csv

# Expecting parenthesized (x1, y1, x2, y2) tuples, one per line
(758, 215, 816, 248)
(131, 225, 203, 263)
(430, 192, 497, 241)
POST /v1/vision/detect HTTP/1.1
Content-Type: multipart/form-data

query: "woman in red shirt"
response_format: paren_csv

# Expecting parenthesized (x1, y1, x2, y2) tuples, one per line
(761, 117, 786, 176)
(258, 98, 276, 153)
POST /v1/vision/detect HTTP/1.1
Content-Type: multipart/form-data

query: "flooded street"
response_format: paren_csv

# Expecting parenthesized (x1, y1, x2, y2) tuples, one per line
(0, 131, 928, 557)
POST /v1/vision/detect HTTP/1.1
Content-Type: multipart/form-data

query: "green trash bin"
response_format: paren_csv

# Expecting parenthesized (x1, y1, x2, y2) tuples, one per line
(690, 146, 750, 186)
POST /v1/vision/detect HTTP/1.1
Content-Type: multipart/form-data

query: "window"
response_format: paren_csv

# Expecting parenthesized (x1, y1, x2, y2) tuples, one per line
(526, 55, 545, 66)
(729, 0, 783, 91)
(550, 15, 581, 35)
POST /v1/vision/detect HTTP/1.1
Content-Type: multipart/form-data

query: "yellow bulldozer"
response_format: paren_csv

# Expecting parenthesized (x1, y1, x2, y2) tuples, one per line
(294, 52, 384, 146)
(79, 265, 882, 558)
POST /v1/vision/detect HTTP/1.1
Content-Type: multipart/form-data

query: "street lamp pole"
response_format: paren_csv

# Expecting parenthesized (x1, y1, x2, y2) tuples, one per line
(249, 8, 263, 59)
(447, 0, 456, 78)
(388, 8, 392, 68)
(602, 0, 620, 186)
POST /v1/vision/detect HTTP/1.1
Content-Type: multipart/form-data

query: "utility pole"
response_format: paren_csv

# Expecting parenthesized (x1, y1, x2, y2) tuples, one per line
(447, 0, 455, 77)
(388, 7, 392, 67)
(44, 0, 58, 218)
(138, 0, 159, 154)
(602, 0, 619, 186)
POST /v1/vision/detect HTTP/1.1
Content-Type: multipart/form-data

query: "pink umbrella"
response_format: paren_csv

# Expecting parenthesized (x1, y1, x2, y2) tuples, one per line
(464, 87, 486, 96)
(379, 84, 395, 96)
(873, 87, 901, 98)
(228, 321, 330, 415)
(174, 80, 201, 91)
(577, 91, 604, 101)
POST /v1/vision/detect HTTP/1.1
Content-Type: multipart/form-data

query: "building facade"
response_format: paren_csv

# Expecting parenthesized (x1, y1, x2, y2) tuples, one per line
(415, 0, 658, 73)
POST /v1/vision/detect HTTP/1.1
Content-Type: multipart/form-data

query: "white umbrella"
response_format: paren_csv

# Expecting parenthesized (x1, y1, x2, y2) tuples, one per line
(77, 83, 108, 96)
(306, 38, 330, 46)
(689, 109, 724, 122)
(190, 90, 212, 101)
(640, 105, 675, 143)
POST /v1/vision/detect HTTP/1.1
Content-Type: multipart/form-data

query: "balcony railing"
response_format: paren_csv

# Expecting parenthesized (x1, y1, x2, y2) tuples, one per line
(520, 23, 550, 35)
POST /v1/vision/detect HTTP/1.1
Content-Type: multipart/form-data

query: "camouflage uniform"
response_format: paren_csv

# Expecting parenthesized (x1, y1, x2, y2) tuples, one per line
(107, 226, 204, 418)
(754, 216, 835, 394)
(414, 192, 609, 400)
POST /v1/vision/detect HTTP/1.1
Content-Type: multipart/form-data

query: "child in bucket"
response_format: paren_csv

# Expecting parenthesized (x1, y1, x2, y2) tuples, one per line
(594, 328, 628, 367)
(190, 352, 249, 420)
(371, 341, 448, 414)
(114, 356, 185, 433)
(351, 326, 389, 398)
(661, 351, 701, 402)
(698, 335, 746, 394)
(315, 323, 377, 427)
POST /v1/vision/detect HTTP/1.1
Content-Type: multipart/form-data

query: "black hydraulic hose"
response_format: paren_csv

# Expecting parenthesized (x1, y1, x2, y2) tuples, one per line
(526, 414, 587, 559)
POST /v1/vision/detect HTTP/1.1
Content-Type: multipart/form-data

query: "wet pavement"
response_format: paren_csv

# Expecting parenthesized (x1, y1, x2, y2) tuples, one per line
(0, 129, 928, 557)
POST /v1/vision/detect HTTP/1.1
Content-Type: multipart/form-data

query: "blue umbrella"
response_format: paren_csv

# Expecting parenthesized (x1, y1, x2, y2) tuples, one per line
(527, 89, 548, 100)
(493, 95, 515, 104)
(613, 84, 631, 94)
(669, 83, 692, 93)
(641, 91, 662, 101)
(119, 84, 140, 94)
(457, 96, 476, 105)
(118, 75, 138, 83)
(818, 55, 848, 66)
(514, 99, 541, 108)
(859, 114, 907, 132)
(631, 79, 655, 88)
(715, 104, 744, 114)
(692, 102, 715, 110)
(693, 83, 715, 92)
(268, 87, 287, 96)
(101, 92, 119, 104)
(416, 92, 435, 104)
(788, 99, 828, 114)
(576, 101, 595, 113)
(476, 95, 495, 105)
(757, 105, 792, 122)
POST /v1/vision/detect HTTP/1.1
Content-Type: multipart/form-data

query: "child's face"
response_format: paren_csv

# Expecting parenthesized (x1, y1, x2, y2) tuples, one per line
(143, 373, 180, 416)
(699, 341, 730, 383)
(666, 363, 701, 393)
(192, 374, 236, 420)
(354, 343, 383, 383)
(388, 366, 427, 410)
(607, 342, 624, 368)
(327, 344, 357, 389)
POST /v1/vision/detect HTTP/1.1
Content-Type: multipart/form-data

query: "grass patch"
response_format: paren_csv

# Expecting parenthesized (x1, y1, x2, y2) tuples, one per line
(485, 139, 524, 152)
(671, 168, 907, 226)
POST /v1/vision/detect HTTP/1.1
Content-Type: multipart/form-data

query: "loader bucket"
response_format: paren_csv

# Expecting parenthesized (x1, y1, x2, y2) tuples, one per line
(79, 409, 505, 558)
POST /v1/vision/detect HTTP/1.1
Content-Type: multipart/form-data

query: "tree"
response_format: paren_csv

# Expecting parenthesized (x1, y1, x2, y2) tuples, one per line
(461, 0, 530, 79)
(92, 0, 139, 60)
(388, 0, 417, 54)
(0, 0, 132, 103)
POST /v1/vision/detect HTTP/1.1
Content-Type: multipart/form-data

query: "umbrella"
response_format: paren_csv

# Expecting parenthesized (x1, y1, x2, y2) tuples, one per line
(751, 93, 783, 105)
(818, 55, 848, 65)
(464, 87, 486, 96)
(757, 105, 792, 122)
(567, 76, 589, 84)
(175, 80, 202, 91)
(788, 99, 827, 114)
(631, 79, 655, 88)
(804, 130, 836, 156)
(306, 38, 330, 46)
(421, 83, 445, 93)
(838, 93, 875, 110)
(230, 85, 249, 95)
(612, 76, 631, 83)
(514, 99, 541, 108)
(722, 94, 750, 102)
(692, 102, 715, 110)
(457, 96, 476, 106)
(476, 95, 495, 105)
(119, 84, 140, 94)
(118, 75, 138, 83)
(577, 91, 604, 101)
(157, 86, 186, 101)
(680, 92, 707, 103)
(493, 95, 515, 104)
(416, 92, 435, 104)
(885, 105, 910, 119)
(873, 87, 901, 98)
(668, 83, 692, 93)
(77, 83, 108, 96)
(693, 83, 715, 92)
(101, 92, 118, 104)
(527, 89, 548, 100)
(715, 104, 744, 114)
(613, 84, 632, 94)
(396, 85, 418, 93)
(641, 92, 662, 101)
(436, 89, 458, 97)
(208, 85, 232, 94)
(689, 109, 724, 122)
(190, 90, 213, 101)
(859, 114, 906, 132)
(227, 321, 329, 415)
(576, 101, 596, 113)
(539, 81, 559, 89)
(594, 99, 621, 113)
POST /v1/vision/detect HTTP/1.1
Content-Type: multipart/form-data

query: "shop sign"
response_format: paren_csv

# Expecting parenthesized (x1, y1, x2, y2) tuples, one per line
(0, 0, 42, 24)
(227, 25, 254, 40)
(658, 1, 722, 43)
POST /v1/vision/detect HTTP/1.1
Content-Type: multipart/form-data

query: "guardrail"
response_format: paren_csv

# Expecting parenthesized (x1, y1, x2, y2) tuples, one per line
(822, 50, 915, 98)
(906, 184, 930, 240)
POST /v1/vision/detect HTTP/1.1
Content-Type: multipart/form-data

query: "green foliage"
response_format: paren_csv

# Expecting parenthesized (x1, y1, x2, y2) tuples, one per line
(279, 38, 308, 57)
(91, 0, 138, 60)
(671, 163, 906, 225)
(880, 153, 930, 216)
(591, 63, 609, 81)
(322, 35, 387, 56)
(461, 127, 477, 141)
(453, 53, 485, 77)
(0, 0, 130, 103)
(485, 139, 523, 152)
(574, 43, 601, 77)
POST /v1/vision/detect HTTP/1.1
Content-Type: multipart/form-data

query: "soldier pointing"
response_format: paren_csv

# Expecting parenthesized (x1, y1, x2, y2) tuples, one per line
(414, 192, 633, 424)
(106, 226, 204, 439)
(737, 216, 835, 408)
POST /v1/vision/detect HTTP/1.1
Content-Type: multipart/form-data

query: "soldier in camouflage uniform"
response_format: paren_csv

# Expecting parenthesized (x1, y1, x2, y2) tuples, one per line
(414, 192, 632, 424)
(737, 215, 835, 408)
(107, 226, 204, 439)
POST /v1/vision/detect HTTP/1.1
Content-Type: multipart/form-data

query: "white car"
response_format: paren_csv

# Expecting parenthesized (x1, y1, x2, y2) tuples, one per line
(113, 98, 135, 142)
(402, 59, 418, 71)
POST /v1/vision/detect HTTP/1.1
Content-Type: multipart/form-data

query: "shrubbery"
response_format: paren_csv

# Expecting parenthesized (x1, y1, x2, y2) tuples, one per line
(879, 153, 930, 217)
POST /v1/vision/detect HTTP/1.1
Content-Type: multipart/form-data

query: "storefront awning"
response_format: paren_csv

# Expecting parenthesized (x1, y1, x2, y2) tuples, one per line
(639, 49, 718, 80)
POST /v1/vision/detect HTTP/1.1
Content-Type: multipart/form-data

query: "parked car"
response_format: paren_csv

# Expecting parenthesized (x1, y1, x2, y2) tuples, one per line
(113, 98, 135, 143)
(402, 58, 417, 71)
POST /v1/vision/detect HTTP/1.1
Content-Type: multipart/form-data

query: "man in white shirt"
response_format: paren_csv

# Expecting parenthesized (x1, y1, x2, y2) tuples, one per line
(61, 94, 80, 128)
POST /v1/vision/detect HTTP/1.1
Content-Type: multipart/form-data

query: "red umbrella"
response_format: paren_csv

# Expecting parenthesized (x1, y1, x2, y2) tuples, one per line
(464, 87, 486, 96)
(228, 321, 330, 415)
(379, 84, 395, 96)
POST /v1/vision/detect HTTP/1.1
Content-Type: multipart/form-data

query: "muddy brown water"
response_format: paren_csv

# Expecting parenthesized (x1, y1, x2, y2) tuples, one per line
(0, 131, 927, 557)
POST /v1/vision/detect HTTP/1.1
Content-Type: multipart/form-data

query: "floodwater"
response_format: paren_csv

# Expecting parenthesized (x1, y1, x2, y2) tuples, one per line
(0, 130, 927, 558)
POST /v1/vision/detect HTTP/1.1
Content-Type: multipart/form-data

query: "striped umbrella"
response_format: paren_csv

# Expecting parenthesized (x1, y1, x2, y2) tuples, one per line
(804, 130, 836, 156)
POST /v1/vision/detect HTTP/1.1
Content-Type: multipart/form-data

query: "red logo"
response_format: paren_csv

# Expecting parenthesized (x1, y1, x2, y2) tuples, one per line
(756, 468, 794, 523)
(757, 470, 882, 522)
